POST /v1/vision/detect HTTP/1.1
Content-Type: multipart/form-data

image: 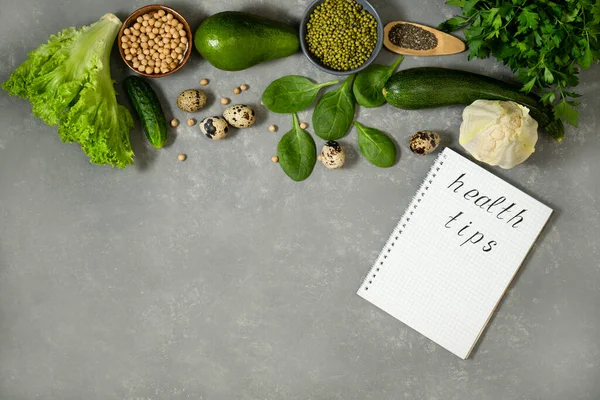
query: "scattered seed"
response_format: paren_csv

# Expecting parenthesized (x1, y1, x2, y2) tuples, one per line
(220, 97, 230, 105)
(268, 125, 278, 132)
(317, 155, 322, 161)
(233, 87, 241, 95)
(300, 122, 308, 129)
(271, 156, 279, 163)
(200, 78, 209, 86)
(240, 84, 249, 91)
(260, 100, 264, 105)
(178, 154, 187, 161)
(170, 118, 179, 127)
(187, 118, 196, 126)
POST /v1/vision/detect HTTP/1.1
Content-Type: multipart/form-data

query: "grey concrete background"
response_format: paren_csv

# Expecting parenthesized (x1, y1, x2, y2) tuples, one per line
(0, 0, 598, 399)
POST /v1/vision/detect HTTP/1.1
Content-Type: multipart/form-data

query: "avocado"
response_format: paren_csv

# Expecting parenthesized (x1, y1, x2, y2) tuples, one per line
(194, 12, 299, 71)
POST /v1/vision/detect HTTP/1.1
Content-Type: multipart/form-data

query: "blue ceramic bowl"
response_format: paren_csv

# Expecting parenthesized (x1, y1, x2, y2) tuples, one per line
(300, 0, 384, 76)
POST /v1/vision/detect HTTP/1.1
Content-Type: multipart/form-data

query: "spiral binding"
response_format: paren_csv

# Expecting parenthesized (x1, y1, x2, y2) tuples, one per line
(361, 149, 449, 292)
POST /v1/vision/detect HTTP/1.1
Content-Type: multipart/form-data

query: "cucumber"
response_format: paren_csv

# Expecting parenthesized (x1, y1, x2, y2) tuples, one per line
(383, 67, 564, 141)
(124, 76, 169, 148)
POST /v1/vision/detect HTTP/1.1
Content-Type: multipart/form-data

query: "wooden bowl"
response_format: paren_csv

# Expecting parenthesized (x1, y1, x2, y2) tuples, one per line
(118, 4, 192, 78)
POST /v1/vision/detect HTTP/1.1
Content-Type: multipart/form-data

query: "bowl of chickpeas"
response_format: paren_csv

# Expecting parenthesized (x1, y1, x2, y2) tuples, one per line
(118, 5, 192, 78)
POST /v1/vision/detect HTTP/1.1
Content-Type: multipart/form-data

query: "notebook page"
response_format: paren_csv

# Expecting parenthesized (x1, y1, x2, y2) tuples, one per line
(358, 148, 552, 359)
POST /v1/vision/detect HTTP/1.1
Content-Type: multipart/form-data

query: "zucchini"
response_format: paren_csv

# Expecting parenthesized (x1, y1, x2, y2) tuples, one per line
(383, 67, 564, 141)
(124, 76, 169, 148)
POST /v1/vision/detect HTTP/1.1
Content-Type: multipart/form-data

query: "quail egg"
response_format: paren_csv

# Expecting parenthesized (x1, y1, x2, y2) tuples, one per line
(223, 104, 256, 128)
(321, 140, 345, 169)
(200, 116, 229, 140)
(409, 130, 440, 155)
(177, 89, 207, 112)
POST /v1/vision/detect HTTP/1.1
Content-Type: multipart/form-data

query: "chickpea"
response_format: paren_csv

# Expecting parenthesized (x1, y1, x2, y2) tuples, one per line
(172, 32, 180, 40)
(177, 23, 183, 30)
(130, 47, 137, 55)
(240, 84, 249, 91)
(131, 41, 139, 49)
(148, 33, 156, 40)
(152, 27, 159, 34)
(158, 9, 165, 17)
(159, 54, 166, 60)
(163, 37, 170, 45)
(200, 79, 209, 86)
(220, 97, 230, 105)
(137, 64, 145, 72)
(153, 12, 160, 19)
(161, 67, 169, 74)
(147, 59, 155, 67)
(133, 22, 141, 30)
(159, 27, 165, 34)
(137, 54, 144, 61)
(179, 29, 186, 37)
(145, 66, 153, 74)
(143, 49, 150, 55)
(165, 57, 173, 64)
(170, 19, 178, 27)
(141, 22, 148, 29)
(143, 14, 150, 20)
(177, 54, 183, 61)
(141, 42, 148, 49)
(148, 18, 155, 26)
(152, 52, 160, 60)
(140, 36, 148, 43)
(124, 28, 131, 35)
(179, 42, 186, 49)
(154, 20, 162, 28)
(125, 54, 133, 61)
(132, 29, 140, 36)
(154, 67, 161, 74)
(162, 48, 170, 55)
(166, 13, 173, 21)
(169, 62, 177, 69)
(233, 87, 241, 95)
(165, 33, 172, 39)
(162, 16, 168, 22)
(175, 47, 183, 54)
(170, 41, 177, 49)
(136, 17, 143, 23)
(121, 42, 129, 49)
(170, 51, 177, 59)
(133, 61, 140, 69)
(187, 118, 195, 126)
(124, 48, 131, 55)
(181, 37, 188, 44)
(141, 58, 148, 66)
(122, 35, 129, 43)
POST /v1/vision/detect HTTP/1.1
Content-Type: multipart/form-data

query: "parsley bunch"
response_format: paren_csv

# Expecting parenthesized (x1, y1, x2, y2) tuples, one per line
(440, 0, 600, 134)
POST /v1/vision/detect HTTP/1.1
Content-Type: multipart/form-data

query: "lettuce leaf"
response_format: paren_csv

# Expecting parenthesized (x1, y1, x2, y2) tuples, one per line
(2, 13, 134, 168)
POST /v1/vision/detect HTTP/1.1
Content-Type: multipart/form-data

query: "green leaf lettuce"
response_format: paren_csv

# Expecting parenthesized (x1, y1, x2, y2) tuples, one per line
(2, 13, 134, 168)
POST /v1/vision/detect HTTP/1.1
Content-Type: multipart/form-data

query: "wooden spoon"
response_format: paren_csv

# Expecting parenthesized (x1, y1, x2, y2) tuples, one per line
(383, 21, 466, 56)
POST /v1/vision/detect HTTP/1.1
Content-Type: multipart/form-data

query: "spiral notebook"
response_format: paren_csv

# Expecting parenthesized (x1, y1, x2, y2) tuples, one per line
(358, 148, 552, 359)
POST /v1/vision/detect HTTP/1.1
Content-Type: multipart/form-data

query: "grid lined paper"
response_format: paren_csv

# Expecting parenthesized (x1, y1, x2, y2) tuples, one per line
(358, 148, 552, 359)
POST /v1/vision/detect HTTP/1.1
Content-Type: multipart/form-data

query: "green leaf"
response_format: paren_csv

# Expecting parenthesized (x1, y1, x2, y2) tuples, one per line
(438, 16, 470, 32)
(463, 0, 480, 14)
(262, 76, 338, 114)
(277, 113, 317, 181)
(521, 77, 536, 93)
(353, 56, 403, 108)
(543, 67, 554, 83)
(313, 75, 356, 140)
(554, 100, 580, 127)
(446, 0, 465, 7)
(540, 91, 556, 105)
(354, 121, 396, 168)
(579, 44, 593, 69)
(518, 10, 539, 30)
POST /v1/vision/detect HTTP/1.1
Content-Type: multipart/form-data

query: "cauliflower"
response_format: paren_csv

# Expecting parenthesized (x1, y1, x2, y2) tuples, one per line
(459, 100, 538, 169)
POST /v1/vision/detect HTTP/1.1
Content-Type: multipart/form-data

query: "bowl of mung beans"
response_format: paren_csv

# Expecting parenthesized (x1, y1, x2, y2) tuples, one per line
(300, 0, 383, 75)
(118, 5, 192, 78)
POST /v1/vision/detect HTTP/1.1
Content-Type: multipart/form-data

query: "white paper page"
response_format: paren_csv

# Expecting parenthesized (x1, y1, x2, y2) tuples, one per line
(358, 148, 552, 359)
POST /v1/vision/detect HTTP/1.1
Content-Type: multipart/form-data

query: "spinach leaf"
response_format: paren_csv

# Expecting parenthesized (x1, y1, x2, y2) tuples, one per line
(262, 75, 339, 114)
(312, 74, 356, 141)
(353, 56, 403, 108)
(278, 113, 317, 181)
(354, 121, 396, 168)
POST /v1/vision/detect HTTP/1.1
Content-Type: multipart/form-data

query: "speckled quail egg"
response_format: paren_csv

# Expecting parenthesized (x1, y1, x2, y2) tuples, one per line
(177, 89, 207, 112)
(409, 130, 441, 155)
(223, 104, 256, 128)
(200, 116, 229, 140)
(321, 140, 345, 169)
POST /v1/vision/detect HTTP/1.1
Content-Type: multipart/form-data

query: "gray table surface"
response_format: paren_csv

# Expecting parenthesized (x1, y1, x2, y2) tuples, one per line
(1, 0, 599, 399)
